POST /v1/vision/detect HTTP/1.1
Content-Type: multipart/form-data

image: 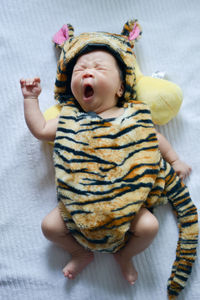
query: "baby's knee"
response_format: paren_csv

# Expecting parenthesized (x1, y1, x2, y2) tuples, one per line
(41, 207, 68, 240)
(41, 215, 56, 239)
(142, 213, 159, 237)
(131, 209, 159, 238)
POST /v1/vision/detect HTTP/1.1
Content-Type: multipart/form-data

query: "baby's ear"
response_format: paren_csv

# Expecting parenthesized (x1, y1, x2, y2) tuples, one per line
(121, 19, 142, 48)
(52, 24, 74, 49)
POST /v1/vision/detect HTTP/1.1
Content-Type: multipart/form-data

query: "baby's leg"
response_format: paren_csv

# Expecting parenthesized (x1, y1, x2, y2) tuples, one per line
(114, 208, 159, 285)
(41, 207, 94, 279)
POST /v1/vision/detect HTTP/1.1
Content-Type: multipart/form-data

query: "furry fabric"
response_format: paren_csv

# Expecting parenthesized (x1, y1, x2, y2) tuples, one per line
(55, 101, 160, 253)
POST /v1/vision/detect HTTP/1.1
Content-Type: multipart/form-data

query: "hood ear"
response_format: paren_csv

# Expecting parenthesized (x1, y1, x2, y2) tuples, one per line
(121, 19, 142, 48)
(52, 24, 74, 49)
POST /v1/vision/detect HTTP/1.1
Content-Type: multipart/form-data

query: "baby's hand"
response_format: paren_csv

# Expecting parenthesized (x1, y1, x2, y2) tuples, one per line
(172, 159, 192, 180)
(20, 77, 41, 99)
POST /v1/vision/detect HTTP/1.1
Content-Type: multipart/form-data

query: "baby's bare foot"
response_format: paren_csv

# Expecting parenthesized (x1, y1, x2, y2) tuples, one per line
(63, 250, 94, 279)
(114, 253, 138, 285)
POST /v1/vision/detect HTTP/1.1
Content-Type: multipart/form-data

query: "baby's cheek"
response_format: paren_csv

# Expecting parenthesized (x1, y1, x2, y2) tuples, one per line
(71, 78, 78, 96)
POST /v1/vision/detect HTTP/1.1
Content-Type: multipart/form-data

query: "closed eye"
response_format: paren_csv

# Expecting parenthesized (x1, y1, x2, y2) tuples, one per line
(73, 63, 86, 72)
(94, 63, 108, 71)
(96, 67, 108, 71)
(73, 67, 84, 72)
(73, 63, 109, 72)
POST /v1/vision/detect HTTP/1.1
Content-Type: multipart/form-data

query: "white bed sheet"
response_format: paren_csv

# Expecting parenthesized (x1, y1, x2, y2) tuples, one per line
(0, 0, 200, 299)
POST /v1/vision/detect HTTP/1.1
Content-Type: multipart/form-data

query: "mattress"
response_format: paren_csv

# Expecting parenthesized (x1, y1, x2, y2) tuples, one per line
(0, 0, 199, 299)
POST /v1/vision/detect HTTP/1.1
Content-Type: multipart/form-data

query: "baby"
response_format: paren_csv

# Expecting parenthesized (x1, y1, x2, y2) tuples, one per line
(20, 49, 191, 285)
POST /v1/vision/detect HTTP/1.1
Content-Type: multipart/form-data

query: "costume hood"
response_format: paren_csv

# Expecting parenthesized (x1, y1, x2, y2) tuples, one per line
(53, 20, 142, 105)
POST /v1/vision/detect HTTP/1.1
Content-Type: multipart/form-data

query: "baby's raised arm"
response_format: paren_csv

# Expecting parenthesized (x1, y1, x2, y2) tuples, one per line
(20, 77, 58, 141)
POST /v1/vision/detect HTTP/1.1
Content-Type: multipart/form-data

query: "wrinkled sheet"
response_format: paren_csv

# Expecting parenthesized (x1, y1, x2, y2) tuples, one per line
(0, 0, 199, 299)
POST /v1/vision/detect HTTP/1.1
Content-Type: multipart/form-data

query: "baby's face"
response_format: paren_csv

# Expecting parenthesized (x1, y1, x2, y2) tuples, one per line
(71, 50, 124, 114)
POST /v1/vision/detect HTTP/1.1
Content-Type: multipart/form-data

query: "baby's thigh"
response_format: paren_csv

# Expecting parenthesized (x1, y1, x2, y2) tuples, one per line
(41, 206, 69, 236)
(129, 208, 159, 237)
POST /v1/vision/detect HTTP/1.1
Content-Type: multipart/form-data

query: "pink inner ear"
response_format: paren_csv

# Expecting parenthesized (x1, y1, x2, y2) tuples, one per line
(128, 24, 140, 41)
(53, 24, 69, 45)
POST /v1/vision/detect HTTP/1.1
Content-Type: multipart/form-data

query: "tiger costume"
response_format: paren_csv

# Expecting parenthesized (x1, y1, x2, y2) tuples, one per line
(52, 20, 198, 299)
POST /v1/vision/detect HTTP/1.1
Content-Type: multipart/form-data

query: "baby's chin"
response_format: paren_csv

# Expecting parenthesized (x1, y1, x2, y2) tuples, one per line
(78, 97, 97, 113)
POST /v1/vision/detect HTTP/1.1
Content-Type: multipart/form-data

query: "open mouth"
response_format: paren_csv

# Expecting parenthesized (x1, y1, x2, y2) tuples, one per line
(84, 84, 94, 99)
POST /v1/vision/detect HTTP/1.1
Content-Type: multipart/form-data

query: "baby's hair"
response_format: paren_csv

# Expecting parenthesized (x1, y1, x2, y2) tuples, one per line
(116, 60, 124, 82)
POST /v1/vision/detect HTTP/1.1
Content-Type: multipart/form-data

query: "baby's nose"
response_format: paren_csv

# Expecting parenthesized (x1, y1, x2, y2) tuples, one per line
(82, 70, 94, 78)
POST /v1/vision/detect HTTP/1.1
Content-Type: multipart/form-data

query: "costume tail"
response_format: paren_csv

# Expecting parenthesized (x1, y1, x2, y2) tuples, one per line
(163, 162, 198, 299)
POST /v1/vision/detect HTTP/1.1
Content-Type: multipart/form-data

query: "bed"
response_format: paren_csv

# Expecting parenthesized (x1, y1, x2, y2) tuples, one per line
(0, 0, 199, 299)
